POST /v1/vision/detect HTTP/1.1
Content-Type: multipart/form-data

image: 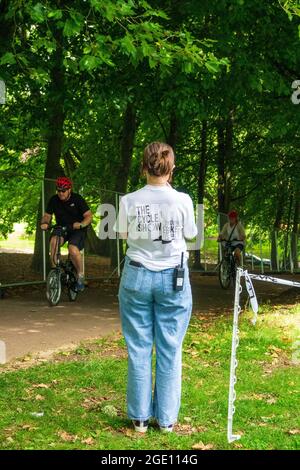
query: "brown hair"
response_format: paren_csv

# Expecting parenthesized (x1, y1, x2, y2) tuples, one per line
(141, 141, 175, 178)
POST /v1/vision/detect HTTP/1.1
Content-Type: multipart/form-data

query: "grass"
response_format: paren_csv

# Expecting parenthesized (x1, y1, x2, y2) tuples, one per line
(0, 303, 299, 450)
(0, 236, 35, 252)
(0, 235, 68, 254)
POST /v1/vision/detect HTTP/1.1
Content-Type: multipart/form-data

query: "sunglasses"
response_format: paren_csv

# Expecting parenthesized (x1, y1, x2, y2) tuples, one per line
(56, 187, 68, 193)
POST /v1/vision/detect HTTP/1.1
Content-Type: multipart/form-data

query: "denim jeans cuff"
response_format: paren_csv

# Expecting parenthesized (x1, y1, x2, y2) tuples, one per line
(128, 414, 153, 421)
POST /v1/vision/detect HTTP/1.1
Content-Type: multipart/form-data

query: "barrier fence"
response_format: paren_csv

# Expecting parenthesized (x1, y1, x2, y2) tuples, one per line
(0, 195, 299, 292)
(227, 268, 300, 443)
(0, 177, 123, 292)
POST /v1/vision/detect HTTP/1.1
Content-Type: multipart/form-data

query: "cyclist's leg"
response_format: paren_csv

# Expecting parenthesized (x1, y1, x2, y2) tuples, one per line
(68, 231, 86, 277)
(49, 232, 65, 267)
(233, 247, 242, 266)
(68, 244, 82, 276)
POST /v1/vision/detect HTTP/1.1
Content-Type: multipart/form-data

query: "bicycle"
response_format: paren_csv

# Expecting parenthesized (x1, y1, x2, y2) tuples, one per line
(45, 225, 79, 306)
(218, 240, 242, 289)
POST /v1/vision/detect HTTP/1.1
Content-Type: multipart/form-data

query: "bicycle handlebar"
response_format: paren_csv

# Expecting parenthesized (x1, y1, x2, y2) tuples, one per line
(41, 224, 72, 232)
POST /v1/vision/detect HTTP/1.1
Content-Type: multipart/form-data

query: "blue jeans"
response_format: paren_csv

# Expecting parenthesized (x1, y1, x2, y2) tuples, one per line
(118, 256, 193, 427)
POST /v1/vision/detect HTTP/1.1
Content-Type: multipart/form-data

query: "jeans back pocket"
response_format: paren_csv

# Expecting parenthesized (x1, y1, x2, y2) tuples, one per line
(122, 264, 144, 292)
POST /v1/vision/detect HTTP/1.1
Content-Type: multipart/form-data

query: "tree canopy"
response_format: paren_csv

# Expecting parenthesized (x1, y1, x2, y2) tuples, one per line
(0, 0, 299, 269)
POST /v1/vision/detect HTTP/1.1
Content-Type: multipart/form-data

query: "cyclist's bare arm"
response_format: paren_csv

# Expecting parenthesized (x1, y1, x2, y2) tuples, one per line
(41, 213, 52, 231)
(73, 209, 93, 230)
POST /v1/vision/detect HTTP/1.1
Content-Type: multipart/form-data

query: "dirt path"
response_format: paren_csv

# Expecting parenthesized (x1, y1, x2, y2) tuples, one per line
(0, 273, 299, 363)
(0, 284, 121, 362)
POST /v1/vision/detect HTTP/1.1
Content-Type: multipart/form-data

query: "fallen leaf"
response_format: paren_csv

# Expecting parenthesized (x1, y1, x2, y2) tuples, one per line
(58, 431, 78, 442)
(82, 396, 109, 410)
(22, 356, 31, 362)
(22, 424, 38, 431)
(192, 441, 214, 450)
(233, 443, 244, 448)
(175, 424, 207, 435)
(35, 394, 45, 401)
(288, 429, 300, 435)
(32, 383, 50, 389)
(81, 437, 95, 445)
(119, 427, 137, 437)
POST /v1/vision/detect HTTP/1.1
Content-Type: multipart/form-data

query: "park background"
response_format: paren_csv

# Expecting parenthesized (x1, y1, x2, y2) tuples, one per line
(0, 0, 299, 451)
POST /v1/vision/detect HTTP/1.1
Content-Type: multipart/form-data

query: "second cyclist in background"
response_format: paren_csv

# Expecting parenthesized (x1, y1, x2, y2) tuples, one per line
(218, 210, 246, 266)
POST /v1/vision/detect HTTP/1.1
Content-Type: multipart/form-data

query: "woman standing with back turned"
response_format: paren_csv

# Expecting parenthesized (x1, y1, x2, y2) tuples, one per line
(114, 142, 198, 433)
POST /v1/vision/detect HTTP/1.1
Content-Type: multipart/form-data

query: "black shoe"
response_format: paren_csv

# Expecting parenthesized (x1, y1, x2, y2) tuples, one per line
(159, 424, 174, 433)
(132, 420, 149, 433)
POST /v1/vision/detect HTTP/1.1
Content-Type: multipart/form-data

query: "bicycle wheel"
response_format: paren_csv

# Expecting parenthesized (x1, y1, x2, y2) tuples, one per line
(219, 259, 231, 289)
(46, 269, 62, 306)
(66, 261, 78, 302)
(67, 270, 78, 302)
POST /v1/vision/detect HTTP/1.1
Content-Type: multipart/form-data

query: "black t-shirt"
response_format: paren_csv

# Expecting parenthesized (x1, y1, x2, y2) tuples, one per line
(46, 192, 90, 230)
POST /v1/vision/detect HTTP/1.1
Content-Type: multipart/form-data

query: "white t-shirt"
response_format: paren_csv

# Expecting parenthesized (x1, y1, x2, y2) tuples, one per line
(220, 222, 246, 246)
(114, 183, 198, 271)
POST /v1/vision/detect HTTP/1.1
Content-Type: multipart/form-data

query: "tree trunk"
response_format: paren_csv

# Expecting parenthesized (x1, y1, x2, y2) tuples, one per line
(32, 29, 65, 272)
(194, 120, 207, 269)
(217, 120, 226, 215)
(85, 225, 110, 256)
(216, 114, 233, 216)
(0, 2, 14, 54)
(270, 186, 285, 271)
(110, 102, 137, 268)
(283, 193, 293, 268)
(224, 115, 233, 211)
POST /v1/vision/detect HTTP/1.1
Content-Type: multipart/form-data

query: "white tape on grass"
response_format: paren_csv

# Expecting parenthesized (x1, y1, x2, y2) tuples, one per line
(227, 269, 300, 444)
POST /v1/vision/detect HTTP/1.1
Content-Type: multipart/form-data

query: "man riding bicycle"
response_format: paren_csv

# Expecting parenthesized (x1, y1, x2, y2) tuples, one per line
(40, 176, 93, 291)
(218, 210, 246, 266)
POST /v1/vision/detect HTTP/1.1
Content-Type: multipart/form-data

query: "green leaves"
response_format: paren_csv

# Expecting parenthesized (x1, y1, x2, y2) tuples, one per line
(63, 11, 84, 37)
(119, 34, 136, 57)
(47, 9, 63, 21)
(30, 2, 46, 23)
(79, 55, 101, 71)
(205, 61, 221, 74)
(0, 52, 16, 65)
(280, 0, 300, 20)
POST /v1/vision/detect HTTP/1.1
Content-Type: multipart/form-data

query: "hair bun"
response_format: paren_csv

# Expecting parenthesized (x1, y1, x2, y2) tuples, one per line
(142, 141, 175, 178)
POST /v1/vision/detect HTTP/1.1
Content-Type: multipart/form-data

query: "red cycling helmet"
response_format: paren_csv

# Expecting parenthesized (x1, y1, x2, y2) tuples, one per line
(228, 210, 238, 220)
(56, 176, 72, 189)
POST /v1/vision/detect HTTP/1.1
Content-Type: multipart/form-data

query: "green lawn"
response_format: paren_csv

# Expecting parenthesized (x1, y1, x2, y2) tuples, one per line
(0, 235, 68, 254)
(0, 236, 35, 252)
(0, 304, 299, 450)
